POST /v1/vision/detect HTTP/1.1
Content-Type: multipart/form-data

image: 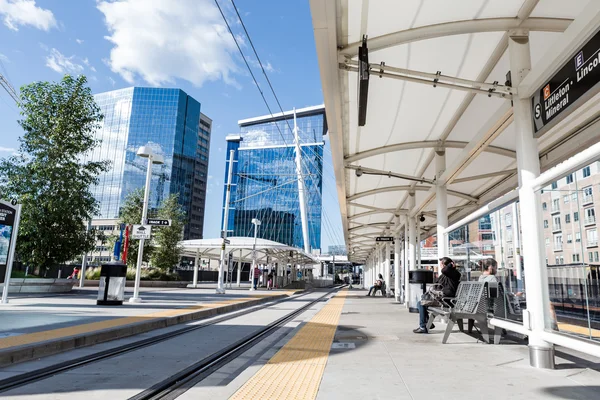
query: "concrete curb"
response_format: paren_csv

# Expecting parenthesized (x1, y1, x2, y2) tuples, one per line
(0, 294, 288, 367)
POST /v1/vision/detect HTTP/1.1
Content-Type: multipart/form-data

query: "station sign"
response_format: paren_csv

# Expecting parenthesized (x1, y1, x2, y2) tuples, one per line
(132, 225, 151, 240)
(147, 219, 171, 226)
(0, 199, 21, 289)
(376, 236, 394, 242)
(532, 28, 600, 137)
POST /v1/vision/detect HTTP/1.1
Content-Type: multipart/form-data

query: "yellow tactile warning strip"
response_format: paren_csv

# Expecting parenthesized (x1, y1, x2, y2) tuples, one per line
(0, 291, 295, 350)
(230, 289, 348, 400)
(558, 322, 600, 338)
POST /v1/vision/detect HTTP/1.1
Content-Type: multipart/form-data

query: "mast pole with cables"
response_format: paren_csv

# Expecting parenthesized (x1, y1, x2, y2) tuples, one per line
(294, 108, 311, 254)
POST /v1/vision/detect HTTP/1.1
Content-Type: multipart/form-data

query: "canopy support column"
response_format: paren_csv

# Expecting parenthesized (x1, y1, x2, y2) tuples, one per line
(404, 216, 409, 307)
(408, 192, 416, 310)
(191, 248, 199, 288)
(509, 30, 554, 369)
(384, 242, 391, 296)
(394, 227, 401, 302)
(236, 248, 242, 287)
(436, 150, 448, 272)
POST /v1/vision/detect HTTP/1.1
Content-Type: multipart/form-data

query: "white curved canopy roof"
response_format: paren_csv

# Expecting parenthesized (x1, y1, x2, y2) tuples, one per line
(311, 0, 597, 262)
(179, 237, 317, 265)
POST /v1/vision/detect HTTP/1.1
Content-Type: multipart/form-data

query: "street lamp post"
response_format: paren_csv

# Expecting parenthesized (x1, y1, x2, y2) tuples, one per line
(129, 145, 163, 303)
(250, 218, 261, 291)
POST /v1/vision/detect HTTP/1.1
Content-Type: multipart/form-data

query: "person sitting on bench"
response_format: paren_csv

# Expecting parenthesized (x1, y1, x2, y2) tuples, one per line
(413, 257, 461, 334)
(366, 274, 384, 296)
(478, 258, 498, 283)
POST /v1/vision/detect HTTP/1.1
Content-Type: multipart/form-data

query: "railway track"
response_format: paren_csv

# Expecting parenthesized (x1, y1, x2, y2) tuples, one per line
(0, 287, 339, 395)
(127, 287, 340, 400)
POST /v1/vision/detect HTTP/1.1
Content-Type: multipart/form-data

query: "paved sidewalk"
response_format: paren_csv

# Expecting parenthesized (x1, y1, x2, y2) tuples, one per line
(0, 286, 293, 366)
(317, 288, 600, 400)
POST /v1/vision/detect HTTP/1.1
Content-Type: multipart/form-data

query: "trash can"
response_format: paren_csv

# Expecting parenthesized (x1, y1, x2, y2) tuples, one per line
(97, 261, 127, 306)
(408, 270, 434, 313)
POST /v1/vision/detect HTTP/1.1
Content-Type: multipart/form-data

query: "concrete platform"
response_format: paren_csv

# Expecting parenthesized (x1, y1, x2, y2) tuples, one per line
(0, 286, 294, 367)
(182, 288, 600, 400)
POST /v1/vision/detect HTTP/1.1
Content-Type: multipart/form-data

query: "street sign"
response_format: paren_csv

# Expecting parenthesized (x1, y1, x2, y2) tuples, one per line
(147, 219, 171, 226)
(376, 236, 394, 242)
(223, 239, 230, 245)
(532, 28, 600, 137)
(132, 225, 151, 240)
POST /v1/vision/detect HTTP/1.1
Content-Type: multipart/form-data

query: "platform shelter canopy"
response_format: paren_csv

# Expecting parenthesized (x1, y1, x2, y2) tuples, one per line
(311, 0, 595, 262)
(179, 237, 317, 265)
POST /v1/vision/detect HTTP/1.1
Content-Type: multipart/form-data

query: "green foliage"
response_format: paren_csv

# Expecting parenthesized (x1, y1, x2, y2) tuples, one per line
(118, 189, 153, 268)
(0, 75, 109, 269)
(150, 194, 186, 270)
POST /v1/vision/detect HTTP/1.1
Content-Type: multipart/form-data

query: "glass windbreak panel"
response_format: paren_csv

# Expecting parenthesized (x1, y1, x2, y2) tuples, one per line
(541, 163, 600, 342)
(446, 202, 525, 324)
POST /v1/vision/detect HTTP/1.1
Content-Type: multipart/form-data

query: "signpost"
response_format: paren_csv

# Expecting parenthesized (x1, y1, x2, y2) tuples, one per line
(1, 200, 22, 304)
(147, 219, 171, 226)
(132, 225, 151, 240)
(376, 236, 394, 242)
(532, 28, 600, 137)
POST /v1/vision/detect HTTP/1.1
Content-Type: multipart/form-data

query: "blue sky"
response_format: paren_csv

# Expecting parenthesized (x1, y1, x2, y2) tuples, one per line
(0, 0, 344, 251)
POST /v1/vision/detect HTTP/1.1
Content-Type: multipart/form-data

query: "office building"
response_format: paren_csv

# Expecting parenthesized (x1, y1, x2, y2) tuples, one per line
(221, 105, 326, 251)
(87, 87, 211, 263)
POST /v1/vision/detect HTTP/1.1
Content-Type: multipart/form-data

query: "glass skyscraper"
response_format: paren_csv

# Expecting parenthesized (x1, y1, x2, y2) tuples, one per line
(88, 87, 210, 242)
(222, 105, 326, 251)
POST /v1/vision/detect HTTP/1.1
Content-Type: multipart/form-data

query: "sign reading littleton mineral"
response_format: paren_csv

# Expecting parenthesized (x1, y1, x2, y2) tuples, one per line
(532, 28, 600, 137)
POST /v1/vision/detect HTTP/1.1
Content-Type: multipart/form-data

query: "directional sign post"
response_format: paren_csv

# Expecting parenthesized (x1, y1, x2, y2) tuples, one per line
(147, 219, 171, 227)
(376, 236, 394, 242)
(132, 225, 152, 240)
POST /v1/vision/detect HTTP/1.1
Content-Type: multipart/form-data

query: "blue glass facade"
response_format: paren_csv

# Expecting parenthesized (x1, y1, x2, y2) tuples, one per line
(222, 107, 326, 250)
(89, 87, 210, 239)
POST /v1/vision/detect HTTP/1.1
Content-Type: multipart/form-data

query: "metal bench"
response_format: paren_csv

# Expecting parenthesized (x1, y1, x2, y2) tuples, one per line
(430, 281, 492, 343)
(372, 281, 387, 296)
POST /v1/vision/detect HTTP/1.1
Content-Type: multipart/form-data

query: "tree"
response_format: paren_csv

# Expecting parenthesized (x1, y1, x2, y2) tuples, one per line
(118, 189, 153, 269)
(151, 194, 186, 270)
(0, 75, 108, 269)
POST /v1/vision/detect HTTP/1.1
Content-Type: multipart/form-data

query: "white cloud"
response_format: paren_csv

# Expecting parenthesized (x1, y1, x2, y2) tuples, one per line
(82, 57, 97, 72)
(0, 0, 56, 31)
(97, 0, 240, 87)
(45, 48, 84, 74)
(0, 146, 16, 153)
(76, 38, 84, 44)
(0, 53, 8, 62)
(108, 77, 116, 87)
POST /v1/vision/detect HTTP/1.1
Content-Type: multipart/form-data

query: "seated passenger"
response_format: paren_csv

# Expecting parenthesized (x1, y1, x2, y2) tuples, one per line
(366, 274, 384, 296)
(413, 257, 461, 334)
(478, 258, 498, 283)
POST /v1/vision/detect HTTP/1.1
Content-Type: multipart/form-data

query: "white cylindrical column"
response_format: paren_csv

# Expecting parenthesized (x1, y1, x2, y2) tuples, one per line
(436, 150, 448, 274)
(510, 31, 554, 368)
(385, 242, 391, 296)
(408, 192, 416, 308)
(192, 249, 199, 288)
(416, 216, 422, 269)
(394, 230, 401, 302)
(404, 216, 409, 307)
(236, 248, 242, 287)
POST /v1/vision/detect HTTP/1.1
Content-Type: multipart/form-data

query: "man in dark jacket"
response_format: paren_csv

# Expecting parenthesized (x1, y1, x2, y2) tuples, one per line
(413, 257, 461, 334)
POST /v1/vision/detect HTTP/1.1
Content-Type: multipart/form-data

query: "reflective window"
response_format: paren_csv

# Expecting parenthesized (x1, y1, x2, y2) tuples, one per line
(86, 88, 208, 239)
(222, 109, 325, 250)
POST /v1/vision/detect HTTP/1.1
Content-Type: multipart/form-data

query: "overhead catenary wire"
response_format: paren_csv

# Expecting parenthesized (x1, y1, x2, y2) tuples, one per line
(217, 0, 343, 252)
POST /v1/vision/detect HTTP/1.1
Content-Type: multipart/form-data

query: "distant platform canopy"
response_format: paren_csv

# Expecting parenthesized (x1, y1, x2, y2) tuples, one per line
(179, 237, 318, 265)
